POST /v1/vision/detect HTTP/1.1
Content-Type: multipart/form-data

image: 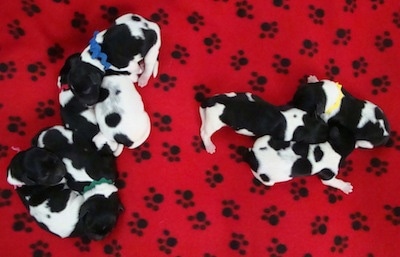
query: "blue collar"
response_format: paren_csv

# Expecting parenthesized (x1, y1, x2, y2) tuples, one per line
(89, 31, 111, 70)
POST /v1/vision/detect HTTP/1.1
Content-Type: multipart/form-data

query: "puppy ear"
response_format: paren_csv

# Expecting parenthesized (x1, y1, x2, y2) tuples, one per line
(59, 53, 81, 84)
(89, 72, 103, 86)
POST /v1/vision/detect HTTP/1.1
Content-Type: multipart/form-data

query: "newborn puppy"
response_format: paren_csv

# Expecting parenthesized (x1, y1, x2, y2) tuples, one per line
(199, 92, 328, 154)
(292, 76, 390, 148)
(61, 13, 161, 105)
(92, 73, 151, 155)
(245, 125, 355, 194)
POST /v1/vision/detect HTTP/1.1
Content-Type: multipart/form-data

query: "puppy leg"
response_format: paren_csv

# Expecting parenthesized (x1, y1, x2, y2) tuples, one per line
(319, 169, 353, 194)
(199, 106, 225, 154)
(307, 75, 319, 83)
(138, 45, 160, 87)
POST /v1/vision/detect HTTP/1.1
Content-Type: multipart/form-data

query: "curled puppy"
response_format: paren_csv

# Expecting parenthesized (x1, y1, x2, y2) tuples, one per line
(292, 76, 390, 148)
(245, 125, 355, 194)
(199, 92, 328, 154)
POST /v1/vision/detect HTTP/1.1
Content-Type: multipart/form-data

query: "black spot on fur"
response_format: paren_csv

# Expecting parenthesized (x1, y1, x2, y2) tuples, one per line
(131, 15, 141, 21)
(291, 158, 312, 177)
(292, 142, 309, 158)
(269, 139, 290, 151)
(313, 146, 324, 162)
(260, 174, 270, 182)
(243, 149, 259, 172)
(318, 168, 335, 181)
(105, 113, 121, 127)
(114, 133, 134, 147)
(98, 88, 110, 103)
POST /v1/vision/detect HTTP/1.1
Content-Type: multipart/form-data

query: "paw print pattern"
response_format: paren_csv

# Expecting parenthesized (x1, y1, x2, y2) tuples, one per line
(290, 179, 309, 200)
(0, 188, 12, 207)
(27, 61, 46, 81)
(222, 200, 240, 220)
(162, 142, 181, 162)
(324, 58, 340, 80)
(371, 0, 384, 10)
(0, 61, 17, 80)
(175, 189, 195, 208)
(52, 0, 70, 4)
(339, 159, 353, 177)
(230, 50, 249, 70)
(311, 215, 329, 235)
(350, 212, 370, 231)
(261, 205, 286, 226)
(151, 9, 169, 25)
(154, 73, 177, 91)
(127, 212, 148, 236)
(250, 178, 270, 195)
(8, 20, 25, 39)
(193, 84, 211, 103)
(12, 212, 34, 232)
(204, 33, 221, 54)
(259, 21, 279, 39)
(35, 99, 55, 119)
(7, 116, 27, 136)
(100, 5, 119, 23)
(0, 144, 9, 159)
(47, 43, 64, 63)
(71, 12, 88, 33)
(267, 238, 288, 257)
(187, 12, 205, 31)
(228, 144, 248, 163)
(384, 205, 400, 225)
(375, 31, 393, 51)
(172, 44, 190, 64)
(299, 39, 319, 57)
(248, 71, 268, 92)
(115, 171, 128, 189)
(333, 28, 351, 45)
(153, 112, 172, 132)
(205, 165, 224, 188)
(272, 54, 291, 74)
(366, 157, 388, 176)
(236, 1, 254, 19)
(272, 0, 290, 10)
(104, 239, 122, 257)
(158, 230, 178, 255)
(308, 5, 325, 25)
(371, 75, 390, 95)
(22, 0, 41, 17)
(343, 0, 357, 13)
(323, 187, 344, 204)
(131, 142, 151, 163)
(30, 241, 51, 257)
(393, 11, 400, 28)
(385, 131, 400, 150)
(144, 187, 164, 211)
(229, 233, 249, 255)
(352, 57, 368, 77)
(330, 235, 349, 253)
(74, 237, 91, 252)
(192, 135, 204, 153)
(188, 211, 211, 230)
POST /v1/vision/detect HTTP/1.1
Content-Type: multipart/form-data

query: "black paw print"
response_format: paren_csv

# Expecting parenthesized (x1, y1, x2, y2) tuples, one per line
(175, 189, 195, 208)
(0, 188, 12, 207)
(323, 187, 343, 204)
(371, 75, 390, 95)
(154, 73, 177, 91)
(7, 116, 27, 136)
(172, 44, 190, 64)
(27, 61, 46, 81)
(259, 21, 279, 39)
(12, 212, 34, 232)
(375, 31, 393, 51)
(267, 238, 288, 257)
(0, 61, 17, 80)
(7, 20, 25, 39)
(366, 157, 388, 176)
(385, 131, 400, 150)
(204, 253, 217, 257)
(158, 230, 178, 255)
(100, 5, 119, 23)
(30, 241, 51, 257)
(204, 33, 221, 54)
(236, 0, 254, 19)
(248, 72, 267, 92)
(153, 112, 172, 132)
(187, 12, 205, 31)
(0, 144, 9, 159)
(192, 135, 204, 153)
(229, 233, 249, 255)
(384, 205, 400, 225)
(393, 11, 400, 28)
(339, 159, 353, 177)
(151, 8, 169, 25)
(188, 211, 211, 230)
(330, 235, 349, 253)
(71, 12, 88, 33)
(249, 178, 270, 195)
(272, 0, 290, 10)
(205, 165, 224, 188)
(127, 212, 148, 236)
(47, 43, 64, 63)
(333, 28, 351, 45)
(222, 200, 240, 220)
(104, 239, 122, 257)
(132, 142, 151, 163)
(290, 179, 309, 200)
(299, 39, 318, 57)
(35, 99, 55, 119)
(115, 171, 128, 189)
(22, 0, 41, 17)
(162, 142, 181, 162)
(52, 0, 70, 4)
(350, 212, 370, 231)
(324, 58, 340, 80)
(261, 205, 286, 226)
(311, 215, 329, 235)
(144, 187, 164, 211)
(371, 0, 384, 10)
(74, 237, 91, 252)
(193, 84, 211, 103)
(272, 54, 291, 74)
(230, 50, 249, 70)
(308, 5, 325, 25)
(343, 0, 357, 13)
(352, 57, 368, 77)
(228, 144, 248, 163)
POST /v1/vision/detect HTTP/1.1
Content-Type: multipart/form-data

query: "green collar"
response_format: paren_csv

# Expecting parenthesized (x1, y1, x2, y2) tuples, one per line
(83, 178, 113, 194)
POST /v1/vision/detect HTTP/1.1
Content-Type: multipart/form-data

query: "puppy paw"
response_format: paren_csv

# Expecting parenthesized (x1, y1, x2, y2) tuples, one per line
(113, 144, 124, 157)
(204, 143, 216, 154)
(307, 75, 319, 83)
(137, 75, 149, 88)
(341, 182, 353, 195)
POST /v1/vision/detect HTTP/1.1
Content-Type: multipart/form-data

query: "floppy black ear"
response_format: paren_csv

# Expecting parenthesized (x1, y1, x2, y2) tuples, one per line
(89, 72, 102, 86)
(59, 53, 81, 84)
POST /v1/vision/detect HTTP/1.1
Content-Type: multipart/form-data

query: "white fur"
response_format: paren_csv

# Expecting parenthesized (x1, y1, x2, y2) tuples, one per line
(199, 103, 226, 154)
(36, 125, 74, 146)
(280, 109, 307, 141)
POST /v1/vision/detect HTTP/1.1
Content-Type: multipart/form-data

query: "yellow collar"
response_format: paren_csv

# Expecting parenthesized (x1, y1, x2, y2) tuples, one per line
(325, 82, 344, 115)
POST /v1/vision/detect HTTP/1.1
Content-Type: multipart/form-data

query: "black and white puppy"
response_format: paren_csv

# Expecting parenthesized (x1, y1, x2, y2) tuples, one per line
(245, 125, 356, 194)
(199, 92, 329, 154)
(17, 181, 122, 240)
(62, 13, 161, 105)
(292, 76, 390, 148)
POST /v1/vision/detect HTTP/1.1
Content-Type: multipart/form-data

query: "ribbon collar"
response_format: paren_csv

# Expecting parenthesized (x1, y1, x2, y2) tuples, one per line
(325, 82, 344, 115)
(83, 178, 113, 194)
(89, 31, 111, 70)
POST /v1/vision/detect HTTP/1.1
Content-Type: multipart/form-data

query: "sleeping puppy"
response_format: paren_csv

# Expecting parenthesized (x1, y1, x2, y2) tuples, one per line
(292, 76, 390, 148)
(17, 181, 122, 240)
(92, 73, 151, 155)
(245, 125, 355, 194)
(61, 13, 161, 105)
(199, 92, 329, 154)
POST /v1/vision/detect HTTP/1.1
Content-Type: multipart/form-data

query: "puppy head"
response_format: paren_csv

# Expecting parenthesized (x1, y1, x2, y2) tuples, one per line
(7, 147, 66, 186)
(292, 81, 326, 115)
(292, 113, 329, 144)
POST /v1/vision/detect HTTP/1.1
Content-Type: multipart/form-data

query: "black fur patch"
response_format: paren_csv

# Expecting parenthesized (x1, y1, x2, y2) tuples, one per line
(292, 142, 309, 158)
(105, 113, 122, 128)
(114, 133, 134, 147)
(269, 139, 290, 151)
(291, 158, 312, 177)
(98, 88, 110, 103)
(260, 174, 270, 182)
(313, 146, 324, 162)
(243, 149, 259, 172)
(318, 168, 335, 181)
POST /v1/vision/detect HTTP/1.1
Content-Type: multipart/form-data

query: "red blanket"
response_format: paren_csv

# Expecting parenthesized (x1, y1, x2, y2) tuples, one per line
(1, 1, 399, 256)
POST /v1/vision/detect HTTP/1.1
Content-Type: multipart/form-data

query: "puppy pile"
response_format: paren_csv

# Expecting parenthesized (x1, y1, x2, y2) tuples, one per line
(6, 13, 161, 240)
(199, 75, 390, 194)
